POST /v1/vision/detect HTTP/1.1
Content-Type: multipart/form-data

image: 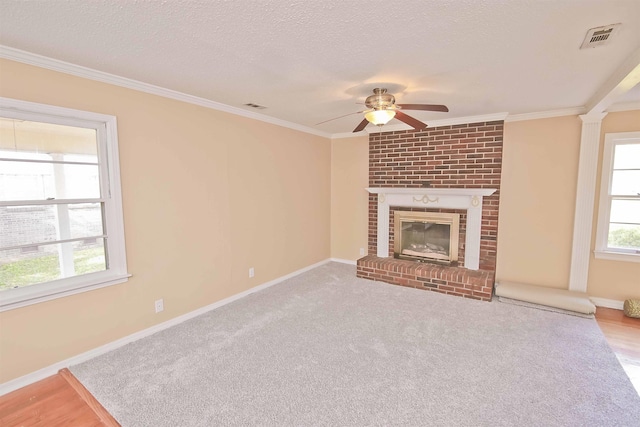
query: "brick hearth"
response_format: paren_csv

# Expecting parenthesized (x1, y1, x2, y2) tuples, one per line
(356, 121, 503, 302)
(357, 255, 494, 300)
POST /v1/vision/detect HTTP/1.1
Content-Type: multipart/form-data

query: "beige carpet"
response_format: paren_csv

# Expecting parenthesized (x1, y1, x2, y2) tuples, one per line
(72, 263, 640, 426)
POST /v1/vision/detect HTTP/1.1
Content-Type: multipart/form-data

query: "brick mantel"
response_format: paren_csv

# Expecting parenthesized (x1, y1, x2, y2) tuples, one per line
(367, 187, 496, 270)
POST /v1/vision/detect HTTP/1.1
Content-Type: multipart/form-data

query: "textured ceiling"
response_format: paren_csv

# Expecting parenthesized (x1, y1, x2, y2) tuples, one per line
(1, 0, 639, 135)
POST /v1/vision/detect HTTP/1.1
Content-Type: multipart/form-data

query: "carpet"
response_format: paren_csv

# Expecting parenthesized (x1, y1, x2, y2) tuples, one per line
(71, 263, 640, 426)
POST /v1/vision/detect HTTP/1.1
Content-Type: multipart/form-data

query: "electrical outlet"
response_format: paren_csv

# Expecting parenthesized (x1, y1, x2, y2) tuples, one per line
(155, 298, 164, 313)
(359, 248, 365, 256)
(249, 267, 255, 278)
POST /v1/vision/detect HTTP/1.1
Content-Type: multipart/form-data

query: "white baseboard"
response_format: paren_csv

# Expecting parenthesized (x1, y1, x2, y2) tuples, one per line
(330, 258, 357, 265)
(590, 297, 624, 310)
(0, 258, 331, 396)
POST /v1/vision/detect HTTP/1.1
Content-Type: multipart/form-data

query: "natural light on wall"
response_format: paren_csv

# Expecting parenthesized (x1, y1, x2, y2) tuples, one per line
(0, 98, 129, 311)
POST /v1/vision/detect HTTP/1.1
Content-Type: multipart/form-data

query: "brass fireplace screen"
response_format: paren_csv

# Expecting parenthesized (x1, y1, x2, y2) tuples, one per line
(394, 211, 460, 264)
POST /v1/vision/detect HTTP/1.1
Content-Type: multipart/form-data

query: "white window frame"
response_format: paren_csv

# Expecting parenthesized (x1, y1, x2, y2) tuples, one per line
(594, 131, 640, 263)
(0, 97, 130, 311)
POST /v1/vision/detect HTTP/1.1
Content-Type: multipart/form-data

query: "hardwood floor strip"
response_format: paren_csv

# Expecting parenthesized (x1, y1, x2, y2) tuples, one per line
(0, 371, 118, 427)
(595, 307, 640, 395)
(0, 375, 62, 416)
(59, 368, 120, 427)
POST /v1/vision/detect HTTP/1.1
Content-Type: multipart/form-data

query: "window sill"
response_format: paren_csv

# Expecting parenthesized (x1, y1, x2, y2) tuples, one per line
(0, 272, 132, 312)
(594, 250, 640, 263)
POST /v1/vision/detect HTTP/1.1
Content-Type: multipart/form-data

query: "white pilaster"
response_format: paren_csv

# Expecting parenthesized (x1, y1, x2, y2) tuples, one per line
(465, 204, 483, 269)
(377, 199, 390, 258)
(568, 113, 607, 292)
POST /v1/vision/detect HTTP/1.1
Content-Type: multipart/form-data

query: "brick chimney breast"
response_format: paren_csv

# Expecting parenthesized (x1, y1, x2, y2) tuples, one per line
(357, 121, 504, 301)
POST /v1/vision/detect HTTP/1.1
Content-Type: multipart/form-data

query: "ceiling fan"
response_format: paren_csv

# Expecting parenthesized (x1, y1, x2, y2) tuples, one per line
(318, 88, 449, 132)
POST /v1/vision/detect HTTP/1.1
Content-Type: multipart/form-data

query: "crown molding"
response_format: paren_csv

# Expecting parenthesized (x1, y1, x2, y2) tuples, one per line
(332, 105, 623, 137)
(579, 112, 608, 123)
(0, 45, 332, 139)
(505, 107, 585, 122)
(4, 45, 635, 140)
(606, 101, 640, 112)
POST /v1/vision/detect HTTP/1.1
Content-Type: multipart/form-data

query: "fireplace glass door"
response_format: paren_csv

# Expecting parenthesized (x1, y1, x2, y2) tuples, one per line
(394, 212, 459, 264)
(400, 222, 451, 260)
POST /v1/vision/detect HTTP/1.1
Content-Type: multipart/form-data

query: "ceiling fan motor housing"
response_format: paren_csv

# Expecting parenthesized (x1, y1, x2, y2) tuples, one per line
(366, 88, 396, 110)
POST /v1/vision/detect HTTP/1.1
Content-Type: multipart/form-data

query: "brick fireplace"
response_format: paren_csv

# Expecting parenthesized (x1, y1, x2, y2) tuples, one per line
(356, 121, 503, 301)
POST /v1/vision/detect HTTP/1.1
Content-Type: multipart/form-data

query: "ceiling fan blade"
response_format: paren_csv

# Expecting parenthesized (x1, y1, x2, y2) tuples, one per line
(316, 110, 365, 125)
(353, 118, 369, 132)
(394, 111, 427, 130)
(397, 104, 449, 112)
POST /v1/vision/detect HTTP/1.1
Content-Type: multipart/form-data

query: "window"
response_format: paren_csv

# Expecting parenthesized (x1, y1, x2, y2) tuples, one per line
(0, 98, 129, 311)
(595, 132, 640, 262)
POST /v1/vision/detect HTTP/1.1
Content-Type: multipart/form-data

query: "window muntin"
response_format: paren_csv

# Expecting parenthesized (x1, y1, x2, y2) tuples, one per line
(596, 133, 640, 261)
(0, 98, 128, 311)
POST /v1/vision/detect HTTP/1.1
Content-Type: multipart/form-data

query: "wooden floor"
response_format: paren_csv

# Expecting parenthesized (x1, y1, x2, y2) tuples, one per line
(594, 307, 640, 394)
(0, 369, 119, 427)
(0, 308, 638, 426)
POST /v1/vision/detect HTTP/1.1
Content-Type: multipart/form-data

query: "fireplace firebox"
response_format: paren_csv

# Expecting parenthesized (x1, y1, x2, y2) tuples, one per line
(394, 211, 460, 265)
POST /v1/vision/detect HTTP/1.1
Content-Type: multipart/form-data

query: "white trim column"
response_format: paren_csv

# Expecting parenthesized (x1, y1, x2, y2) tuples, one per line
(465, 204, 483, 269)
(376, 199, 390, 258)
(568, 113, 607, 292)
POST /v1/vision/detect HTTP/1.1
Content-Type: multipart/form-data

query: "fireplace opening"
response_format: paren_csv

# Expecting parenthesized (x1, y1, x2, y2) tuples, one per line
(394, 211, 460, 265)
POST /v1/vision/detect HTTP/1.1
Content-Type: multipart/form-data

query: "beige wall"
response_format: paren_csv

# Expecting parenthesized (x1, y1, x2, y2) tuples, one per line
(1, 55, 637, 384)
(330, 136, 369, 261)
(0, 59, 331, 383)
(497, 116, 581, 288)
(497, 111, 640, 300)
(588, 110, 640, 301)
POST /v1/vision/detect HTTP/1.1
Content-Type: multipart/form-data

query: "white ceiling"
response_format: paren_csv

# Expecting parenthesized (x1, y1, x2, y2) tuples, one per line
(1, 0, 639, 136)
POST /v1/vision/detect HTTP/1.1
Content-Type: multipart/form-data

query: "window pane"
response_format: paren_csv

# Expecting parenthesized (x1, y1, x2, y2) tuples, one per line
(0, 238, 106, 290)
(0, 203, 104, 248)
(613, 143, 640, 170)
(611, 170, 640, 196)
(608, 223, 640, 251)
(0, 118, 97, 159)
(0, 158, 100, 201)
(610, 199, 640, 224)
(0, 158, 54, 200)
(69, 203, 105, 241)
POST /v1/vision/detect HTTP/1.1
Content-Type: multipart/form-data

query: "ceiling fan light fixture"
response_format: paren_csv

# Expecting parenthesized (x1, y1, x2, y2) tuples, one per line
(365, 109, 396, 126)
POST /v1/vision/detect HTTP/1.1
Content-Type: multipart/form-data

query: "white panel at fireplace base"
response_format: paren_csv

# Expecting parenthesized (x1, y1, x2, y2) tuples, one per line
(366, 188, 497, 270)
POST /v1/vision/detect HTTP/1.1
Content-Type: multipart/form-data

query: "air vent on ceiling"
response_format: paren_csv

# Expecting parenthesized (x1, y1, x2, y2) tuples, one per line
(580, 23, 621, 49)
(244, 103, 267, 110)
